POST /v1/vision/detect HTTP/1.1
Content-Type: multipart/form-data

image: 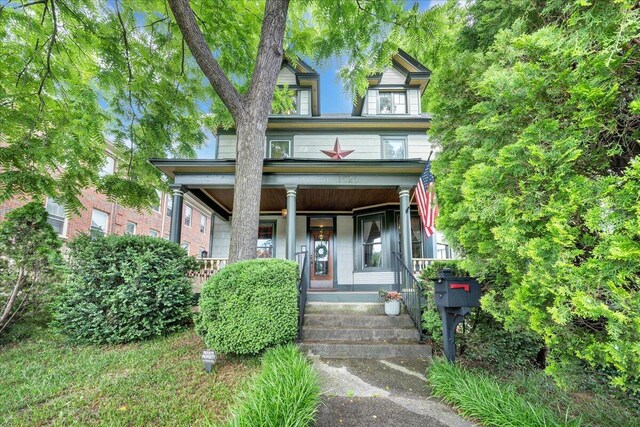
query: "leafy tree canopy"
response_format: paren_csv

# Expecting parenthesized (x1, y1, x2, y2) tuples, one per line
(405, 0, 640, 391)
(0, 0, 410, 212)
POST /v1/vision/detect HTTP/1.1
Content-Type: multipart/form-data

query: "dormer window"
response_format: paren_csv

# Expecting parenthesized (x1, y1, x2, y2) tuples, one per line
(379, 91, 407, 114)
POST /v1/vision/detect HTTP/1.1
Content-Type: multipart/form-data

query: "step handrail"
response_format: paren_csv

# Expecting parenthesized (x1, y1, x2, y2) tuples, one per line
(392, 251, 425, 341)
(295, 251, 309, 341)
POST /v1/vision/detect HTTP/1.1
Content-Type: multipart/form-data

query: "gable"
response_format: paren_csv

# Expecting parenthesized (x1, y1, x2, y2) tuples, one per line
(379, 67, 407, 85)
(276, 67, 297, 85)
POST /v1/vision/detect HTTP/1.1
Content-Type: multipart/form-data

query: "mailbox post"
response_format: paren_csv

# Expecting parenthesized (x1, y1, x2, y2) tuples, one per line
(432, 268, 480, 362)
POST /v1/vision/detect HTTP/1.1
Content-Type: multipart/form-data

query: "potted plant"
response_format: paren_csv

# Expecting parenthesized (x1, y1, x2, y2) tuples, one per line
(379, 290, 402, 316)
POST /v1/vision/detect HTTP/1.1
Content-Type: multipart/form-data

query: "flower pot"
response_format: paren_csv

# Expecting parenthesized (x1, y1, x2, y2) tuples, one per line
(384, 300, 401, 316)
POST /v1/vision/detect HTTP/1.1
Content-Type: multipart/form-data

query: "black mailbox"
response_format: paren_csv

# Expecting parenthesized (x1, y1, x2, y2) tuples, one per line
(433, 276, 480, 308)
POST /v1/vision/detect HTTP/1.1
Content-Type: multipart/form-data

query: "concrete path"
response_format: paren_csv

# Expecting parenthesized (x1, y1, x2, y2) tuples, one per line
(309, 356, 474, 427)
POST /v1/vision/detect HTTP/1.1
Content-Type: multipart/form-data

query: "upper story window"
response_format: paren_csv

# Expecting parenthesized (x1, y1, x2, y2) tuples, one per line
(149, 229, 160, 238)
(267, 137, 292, 159)
(200, 215, 207, 234)
(379, 91, 407, 114)
(257, 222, 275, 258)
(184, 205, 192, 227)
(151, 190, 162, 213)
(45, 198, 66, 236)
(90, 209, 109, 237)
(382, 137, 407, 159)
(99, 155, 115, 177)
(166, 196, 173, 217)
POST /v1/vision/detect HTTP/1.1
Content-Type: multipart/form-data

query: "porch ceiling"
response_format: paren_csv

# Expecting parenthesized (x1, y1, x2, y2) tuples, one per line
(202, 187, 402, 213)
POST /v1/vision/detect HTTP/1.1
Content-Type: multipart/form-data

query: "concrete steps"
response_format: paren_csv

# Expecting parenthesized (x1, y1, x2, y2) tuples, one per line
(299, 302, 429, 359)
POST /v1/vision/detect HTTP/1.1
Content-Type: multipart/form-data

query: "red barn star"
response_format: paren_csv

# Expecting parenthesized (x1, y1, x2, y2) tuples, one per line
(321, 137, 354, 160)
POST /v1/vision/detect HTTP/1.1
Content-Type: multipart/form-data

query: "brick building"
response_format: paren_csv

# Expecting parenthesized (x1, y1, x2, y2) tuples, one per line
(0, 151, 214, 258)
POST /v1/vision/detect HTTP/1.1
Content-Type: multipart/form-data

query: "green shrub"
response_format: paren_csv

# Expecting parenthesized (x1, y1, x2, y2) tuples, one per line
(227, 344, 320, 427)
(0, 201, 62, 341)
(55, 235, 197, 344)
(427, 358, 580, 427)
(195, 258, 298, 355)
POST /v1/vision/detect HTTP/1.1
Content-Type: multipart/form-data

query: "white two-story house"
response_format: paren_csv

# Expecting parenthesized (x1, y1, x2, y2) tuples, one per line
(151, 50, 451, 302)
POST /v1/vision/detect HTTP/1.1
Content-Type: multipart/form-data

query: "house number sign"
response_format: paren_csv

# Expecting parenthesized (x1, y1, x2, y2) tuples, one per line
(338, 175, 359, 184)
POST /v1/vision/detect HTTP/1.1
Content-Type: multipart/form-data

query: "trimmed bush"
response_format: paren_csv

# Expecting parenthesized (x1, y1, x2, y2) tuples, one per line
(196, 258, 298, 355)
(227, 344, 320, 427)
(55, 235, 197, 344)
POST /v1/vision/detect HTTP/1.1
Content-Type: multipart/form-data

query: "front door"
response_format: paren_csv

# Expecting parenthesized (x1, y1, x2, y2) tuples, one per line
(310, 230, 333, 288)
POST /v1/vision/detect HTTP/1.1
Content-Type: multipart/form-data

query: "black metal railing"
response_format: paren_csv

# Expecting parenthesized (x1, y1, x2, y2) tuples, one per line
(295, 251, 309, 340)
(393, 252, 425, 341)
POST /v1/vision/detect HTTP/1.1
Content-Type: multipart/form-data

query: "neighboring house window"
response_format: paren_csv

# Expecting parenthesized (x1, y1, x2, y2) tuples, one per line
(360, 214, 384, 268)
(184, 205, 192, 227)
(382, 137, 407, 159)
(45, 198, 66, 236)
(166, 197, 173, 217)
(200, 215, 206, 234)
(379, 91, 407, 114)
(126, 221, 137, 235)
(149, 229, 159, 237)
(181, 242, 190, 253)
(90, 209, 109, 237)
(257, 222, 275, 258)
(267, 138, 292, 159)
(99, 155, 115, 177)
(199, 247, 207, 258)
(151, 190, 162, 212)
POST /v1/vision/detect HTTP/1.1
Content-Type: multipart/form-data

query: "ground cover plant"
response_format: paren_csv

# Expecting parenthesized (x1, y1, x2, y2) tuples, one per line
(0, 329, 259, 426)
(55, 234, 197, 344)
(427, 358, 640, 427)
(196, 258, 299, 355)
(227, 344, 320, 427)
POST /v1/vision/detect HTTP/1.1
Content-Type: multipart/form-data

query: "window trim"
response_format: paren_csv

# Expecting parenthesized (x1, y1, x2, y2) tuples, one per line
(99, 155, 115, 177)
(380, 135, 408, 160)
(125, 221, 137, 235)
(356, 212, 387, 271)
(181, 241, 190, 253)
(184, 204, 193, 228)
(152, 190, 162, 213)
(90, 208, 110, 236)
(166, 196, 173, 217)
(200, 214, 207, 234)
(257, 220, 276, 258)
(377, 90, 408, 115)
(149, 229, 160, 238)
(266, 135, 293, 159)
(45, 198, 67, 237)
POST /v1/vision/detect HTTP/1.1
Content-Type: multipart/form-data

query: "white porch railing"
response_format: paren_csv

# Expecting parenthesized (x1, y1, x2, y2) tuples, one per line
(189, 258, 228, 292)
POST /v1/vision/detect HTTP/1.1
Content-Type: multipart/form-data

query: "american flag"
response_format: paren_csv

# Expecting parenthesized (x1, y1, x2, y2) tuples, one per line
(415, 162, 438, 237)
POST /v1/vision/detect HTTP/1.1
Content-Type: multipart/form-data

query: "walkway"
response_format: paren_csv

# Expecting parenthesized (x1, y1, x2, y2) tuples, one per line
(310, 357, 474, 427)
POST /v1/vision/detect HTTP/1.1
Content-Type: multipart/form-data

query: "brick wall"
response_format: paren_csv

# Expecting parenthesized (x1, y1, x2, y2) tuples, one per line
(0, 189, 212, 258)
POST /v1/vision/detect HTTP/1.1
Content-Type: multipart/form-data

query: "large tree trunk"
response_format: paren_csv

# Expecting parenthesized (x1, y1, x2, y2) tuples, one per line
(169, 0, 289, 263)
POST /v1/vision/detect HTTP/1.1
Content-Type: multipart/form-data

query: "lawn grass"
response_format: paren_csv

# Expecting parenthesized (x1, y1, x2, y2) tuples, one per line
(0, 329, 260, 426)
(427, 358, 640, 427)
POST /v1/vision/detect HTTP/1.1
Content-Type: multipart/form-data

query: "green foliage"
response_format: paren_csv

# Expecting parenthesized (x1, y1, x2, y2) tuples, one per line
(196, 259, 299, 355)
(407, 0, 640, 391)
(427, 358, 581, 426)
(227, 344, 320, 427)
(0, 202, 62, 338)
(55, 235, 197, 344)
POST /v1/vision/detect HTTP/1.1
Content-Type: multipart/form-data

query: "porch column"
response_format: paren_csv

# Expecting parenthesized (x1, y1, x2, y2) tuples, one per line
(398, 186, 413, 272)
(285, 185, 297, 260)
(169, 185, 185, 243)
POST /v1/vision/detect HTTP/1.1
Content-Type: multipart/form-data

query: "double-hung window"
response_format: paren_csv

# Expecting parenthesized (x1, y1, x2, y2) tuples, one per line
(267, 137, 292, 159)
(257, 222, 275, 258)
(379, 91, 407, 114)
(360, 214, 384, 269)
(382, 137, 407, 159)
(166, 197, 173, 217)
(45, 198, 66, 236)
(200, 215, 206, 234)
(126, 221, 137, 235)
(184, 205, 192, 227)
(90, 209, 109, 237)
(99, 155, 115, 177)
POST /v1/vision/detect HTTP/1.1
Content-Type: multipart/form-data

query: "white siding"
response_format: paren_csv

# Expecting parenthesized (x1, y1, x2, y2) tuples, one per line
(407, 133, 432, 160)
(276, 67, 296, 85)
(366, 89, 377, 115)
(217, 135, 236, 159)
(353, 271, 395, 285)
(299, 89, 310, 116)
(379, 67, 406, 85)
(336, 216, 354, 285)
(296, 215, 307, 252)
(408, 88, 420, 116)
(210, 217, 231, 258)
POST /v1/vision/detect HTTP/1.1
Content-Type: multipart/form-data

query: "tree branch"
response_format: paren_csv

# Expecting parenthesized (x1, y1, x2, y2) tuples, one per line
(247, 0, 289, 113)
(37, 0, 57, 109)
(167, 0, 244, 118)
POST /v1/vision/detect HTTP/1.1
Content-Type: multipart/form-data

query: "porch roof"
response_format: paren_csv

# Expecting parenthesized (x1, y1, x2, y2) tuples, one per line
(150, 158, 425, 219)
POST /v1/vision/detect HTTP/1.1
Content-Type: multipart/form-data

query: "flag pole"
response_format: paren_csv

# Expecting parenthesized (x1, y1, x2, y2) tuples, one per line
(406, 150, 433, 213)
